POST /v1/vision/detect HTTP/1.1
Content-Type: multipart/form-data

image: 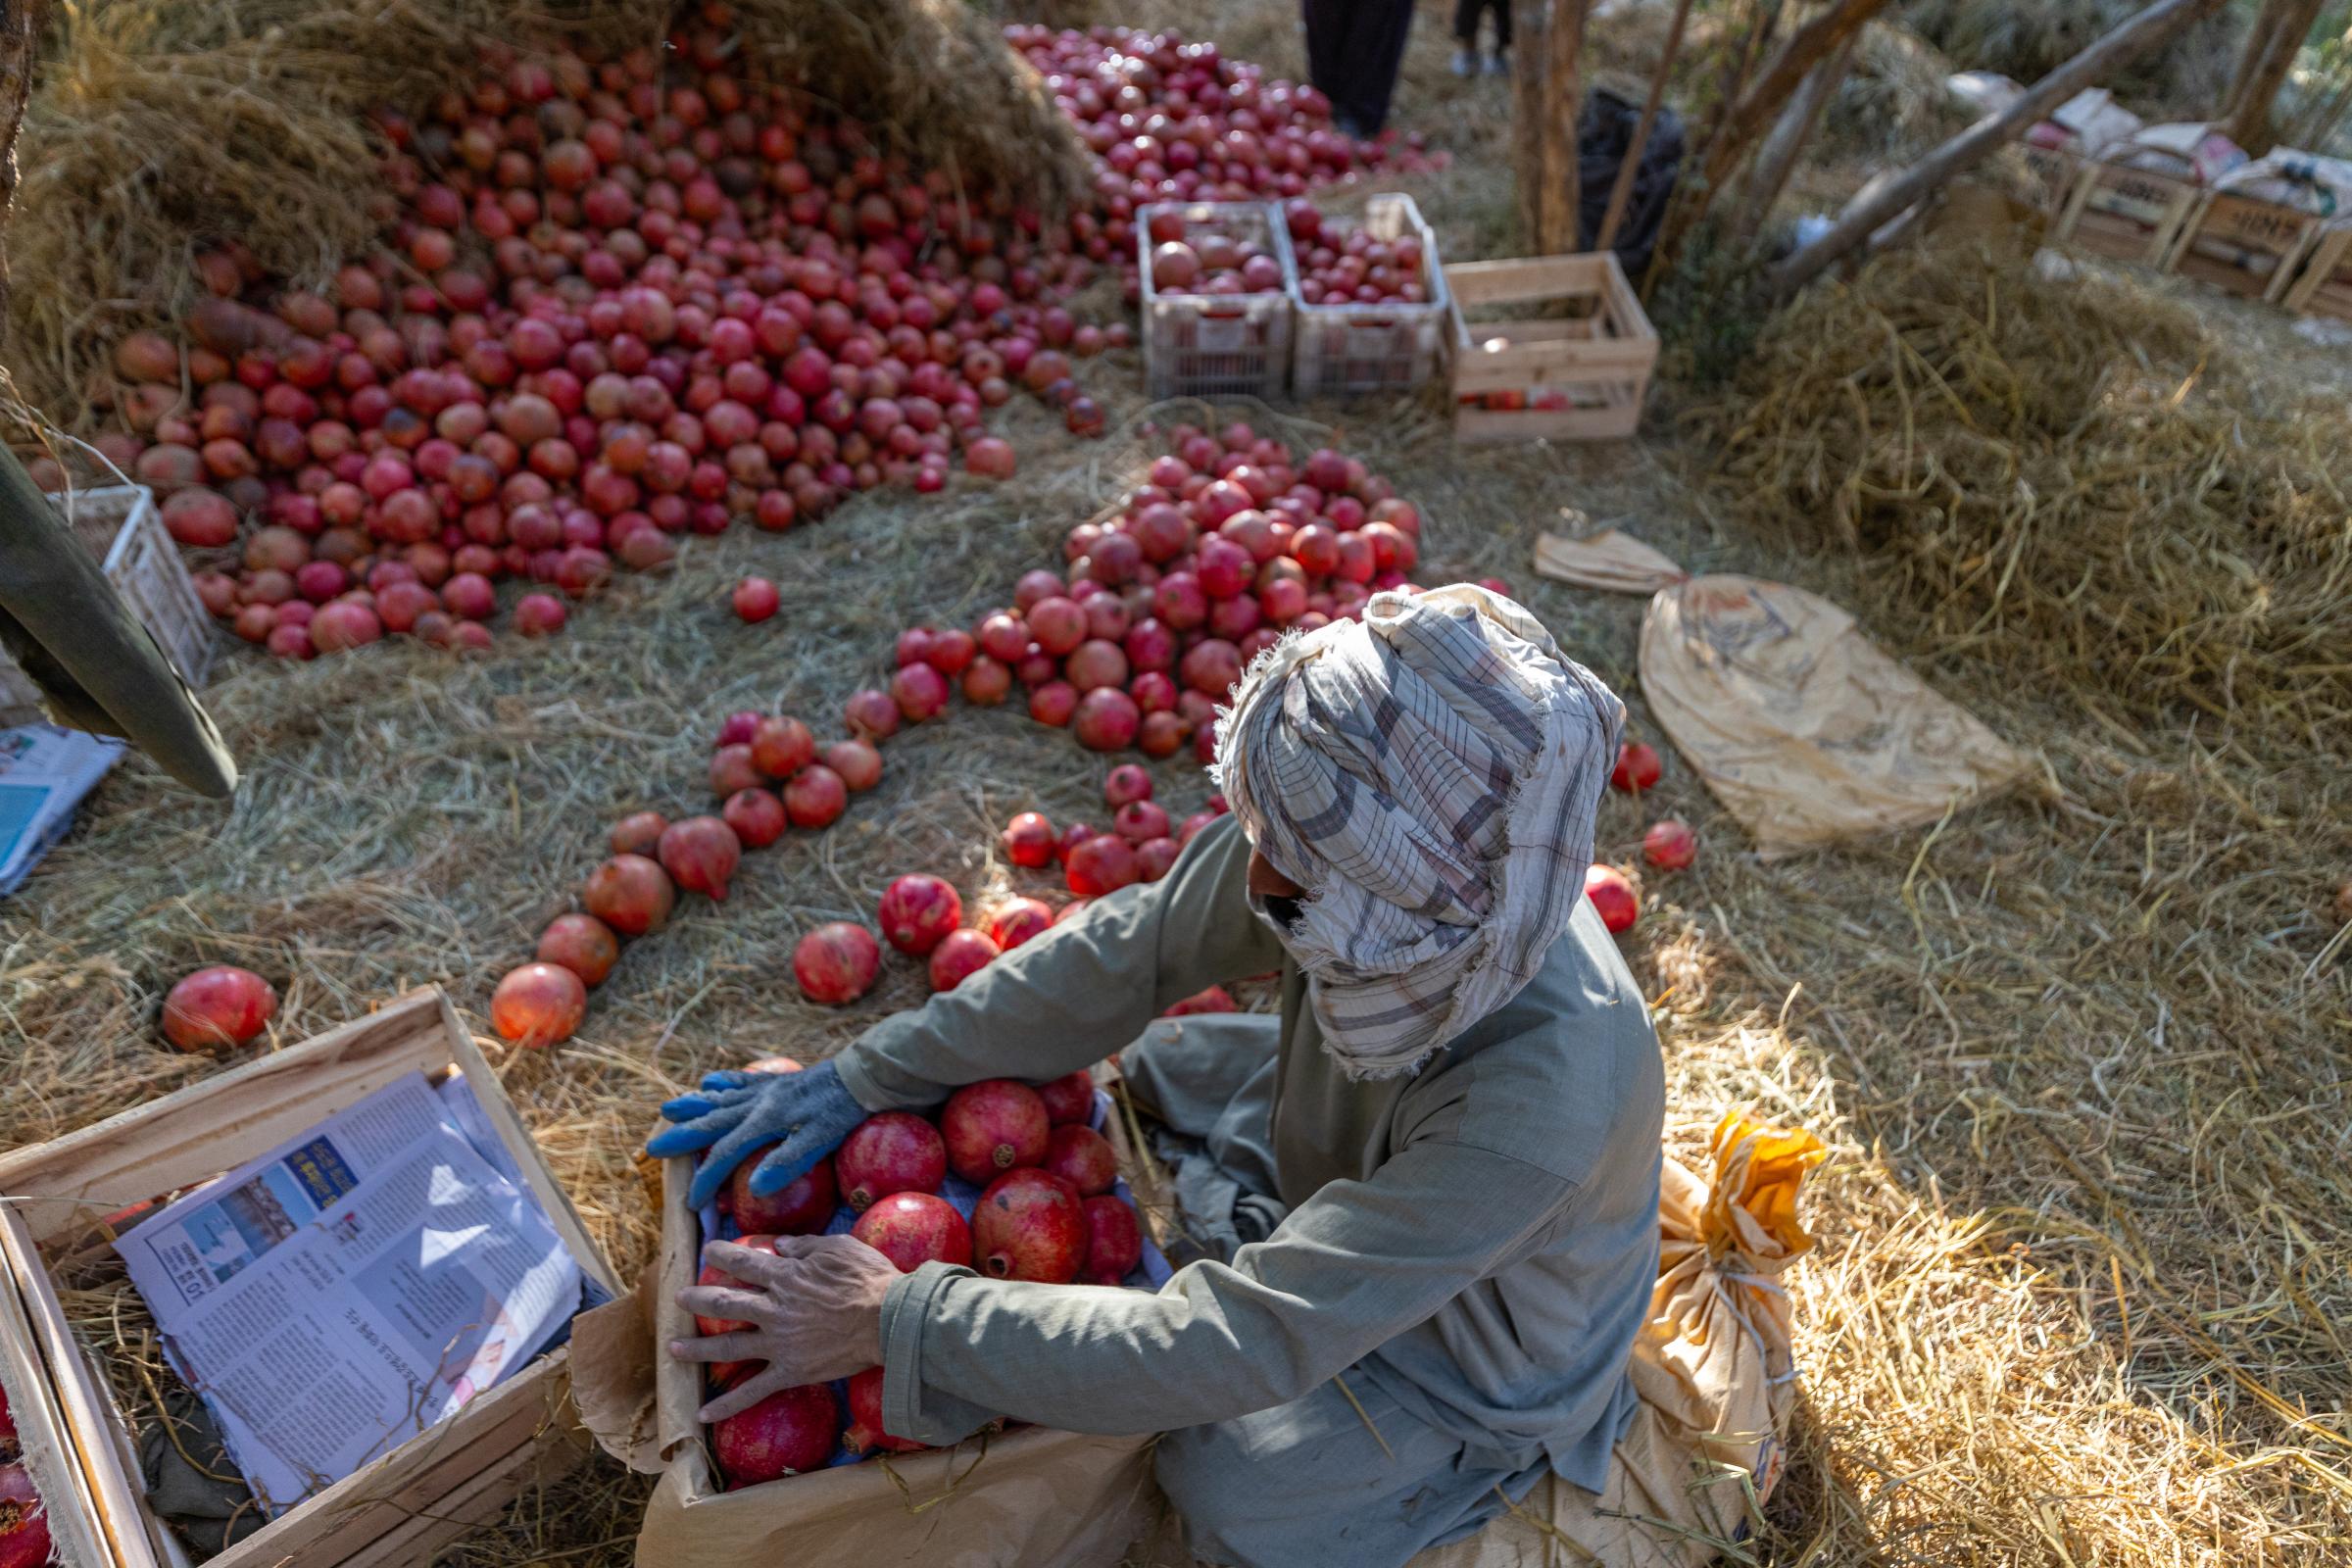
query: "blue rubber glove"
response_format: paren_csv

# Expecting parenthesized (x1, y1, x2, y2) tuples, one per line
(646, 1059, 868, 1209)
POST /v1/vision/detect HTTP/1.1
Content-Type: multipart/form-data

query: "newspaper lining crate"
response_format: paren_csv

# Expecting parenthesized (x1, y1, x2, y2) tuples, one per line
(1446, 252, 1658, 444)
(0, 989, 620, 1568)
(2053, 155, 2201, 263)
(0, 485, 214, 728)
(2283, 224, 2352, 318)
(1139, 201, 1298, 401)
(1290, 193, 1450, 398)
(2163, 190, 2328, 302)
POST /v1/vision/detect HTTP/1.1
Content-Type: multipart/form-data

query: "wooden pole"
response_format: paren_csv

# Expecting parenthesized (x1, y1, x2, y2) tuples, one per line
(2220, 0, 2327, 154)
(1593, 0, 1694, 256)
(1698, 0, 1889, 198)
(1769, 0, 2231, 298)
(1728, 30, 1861, 247)
(1514, 0, 1593, 253)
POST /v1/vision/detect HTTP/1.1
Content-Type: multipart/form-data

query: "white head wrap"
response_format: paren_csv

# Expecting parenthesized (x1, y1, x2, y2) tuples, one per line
(1212, 584, 1625, 1079)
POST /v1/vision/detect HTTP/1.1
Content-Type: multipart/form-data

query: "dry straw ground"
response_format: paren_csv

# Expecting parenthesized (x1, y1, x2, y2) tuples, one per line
(3, 2, 2349, 1566)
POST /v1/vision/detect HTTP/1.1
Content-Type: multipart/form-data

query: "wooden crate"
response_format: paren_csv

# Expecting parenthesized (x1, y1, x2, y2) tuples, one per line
(2280, 223, 2352, 319)
(0, 989, 619, 1568)
(2015, 142, 2085, 217)
(2053, 155, 2202, 264)
(2164, 190, 2328, 302)
(1446, 252, 1658, 444)
(0, 485, 214, 729)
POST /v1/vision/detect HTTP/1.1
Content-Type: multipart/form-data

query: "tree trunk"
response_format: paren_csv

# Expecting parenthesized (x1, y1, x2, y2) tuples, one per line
(2221, 0, 2327, 154)
(1514, 0, 1592, 253)
(1729, 30, 1860, 247)
(1770, 0, 2233, 297)
(1699, 0, 1890, 198)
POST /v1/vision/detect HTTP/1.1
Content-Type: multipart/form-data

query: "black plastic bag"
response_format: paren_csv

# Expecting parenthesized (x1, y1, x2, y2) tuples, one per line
(1578, 85, 1684, 276)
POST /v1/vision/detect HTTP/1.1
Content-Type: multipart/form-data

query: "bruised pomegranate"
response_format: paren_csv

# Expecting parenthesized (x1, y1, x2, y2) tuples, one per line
(490, 961, 587, 1048)
(584, 854, 676, 936)
(940, 1079, 1050, 1182)
(973, 1168, 1086, 1283)
(660, 815, 743, 901)
(985, 897, 1054, 952)
(1035, 1070, 1096, 1126)
(161, 964, 277, 1051)
(537, 913, 618, 986)
(713, 1382, 841, 1486)
(836, 1111, 948, 1208)
(1642, 818, 1696, 870)
(1042, 1124, 1118, 1197)
(792, 921, 881, 1004)
(728, 1150, 837, 1235)
(1079, 1195, 1144, 1285)
(877, 873, 962, 956)
(850, 1192, 972, 1272)
(842, 1366, 924, 1455)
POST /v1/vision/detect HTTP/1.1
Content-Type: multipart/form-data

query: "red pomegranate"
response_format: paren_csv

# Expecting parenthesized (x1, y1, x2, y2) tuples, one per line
(1642, 818, 1696, 870)
(1610, 742, 1663, 794)
(823, 739, 883, 793)
(1035, 1070, 1096, 1127)
(659, 814, 743, 901)
(693, 1235, 781, 1338)
(728, 1150, 837, 1236)
(783, 763, 848, 828)
(850, 1192, 973, 1272)
(611, 810, 668, 857)
(928, 928, 1000, 991)
(161, 964, 277, 1051)
(0, 1461, 50, 1568)
(836, 1111, 948, 1209)
(713, 1383, 841, 1486)
(1002, 810, 1056, 868)
(792, 922, 881, 1004)
(491, 962, 587, 1048)
(973, 1168, 1086, 1283)
(1041, 1124, 1118, 1197)
(584, 854, 676, 936)
(1065, 835, 1138, 897)
(984, 897, 1054, 952)
(1102, 764, 1153, 808)
(877, 874, 963, 956)
(842, 1366, 925, 1455)
(723, 787, 788, 849)
(1585, 864, 1640, 934)
(1079, 1195, 1145, 1285)
(940, 1079, 1050, 1183)
(752, 716, 817, 779)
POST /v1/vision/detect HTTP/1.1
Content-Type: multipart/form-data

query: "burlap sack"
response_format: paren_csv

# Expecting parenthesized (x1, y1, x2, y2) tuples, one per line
(1408, 1114, 1827, 1568)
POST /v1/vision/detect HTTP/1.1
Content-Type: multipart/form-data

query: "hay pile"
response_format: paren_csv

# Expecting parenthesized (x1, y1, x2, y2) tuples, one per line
(1693, 240, 2352, 749)
(1, 0, 1087, 416)
(1824, 21, 1972, 159)
(1898, 0, 2240, 119)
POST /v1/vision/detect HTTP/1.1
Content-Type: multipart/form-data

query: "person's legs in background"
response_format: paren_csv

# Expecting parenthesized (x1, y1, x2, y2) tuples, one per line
(1453, 0, 1512, 77)
(1486, 0, 1512, 74)
(1303, 0, 1416, 137)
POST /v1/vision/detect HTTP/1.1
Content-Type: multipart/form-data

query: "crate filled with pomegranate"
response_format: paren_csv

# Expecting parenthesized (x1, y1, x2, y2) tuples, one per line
(632, 1066, 1167, 1566)
(1446, 251, 1658, 443)
(1139, 201, 1298, 400)
(1286, 193, 1450, 398)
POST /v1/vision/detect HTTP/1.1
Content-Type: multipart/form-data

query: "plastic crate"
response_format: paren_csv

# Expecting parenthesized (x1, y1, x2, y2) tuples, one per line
(1139, 201, 1297, 401)
(0, 484, 214, 726)
(1289, 193, 1450, 399)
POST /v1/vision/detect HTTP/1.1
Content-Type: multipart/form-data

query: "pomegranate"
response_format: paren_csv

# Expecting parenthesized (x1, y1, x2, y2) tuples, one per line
(490, 962, 587, 1048)
(161, 964, 277, 1051)
(973, 1168, 1086, 1283)
(713, 1383, 841, 1486)
(877, 873, 962, 955)
(940, 1079, 1050, 1182)
(732, 576, 780, 623)
(836, 1111, 949, 1209)
(1065, 835, 1138, 896)
(823, 740, 883, 793)
(1113, 801, 1170, 844)
(537, 912, 619, 986)
(845, 688, 900, 740)
(851, 1192, 973, 1272)
(1042, 1124, 1118, 1197)
(728, 1147, 838, 1235)
(1035, 1071, 1095, 1126)
(1611, 742, 1662, 794)
(985, 897, 1054, 952)
(928, 928, 1000, 991)
(842, 1366, 925, 1455)
(1135, 837, 1181, 882)
(752, 715, 816, 779)
(1103, 764, 1153, 808)
(1585, 864, 1640, 933)
(659, 815, 743, 900)
(792, 922, 882, 1004)
(612, 810, 668, 857)
(710, 744, 764, 798)
(723, 787, 788, 849)
(783, 763, 848, 828)
(1078, 1195, 1145, 1285)
(584, 854, 676, 936)
(0, 1462, 50, 1568)
(1072, 688, 1141, 751)
(1642, 818, 1696, 870)
(1002, 810, 1056, 868)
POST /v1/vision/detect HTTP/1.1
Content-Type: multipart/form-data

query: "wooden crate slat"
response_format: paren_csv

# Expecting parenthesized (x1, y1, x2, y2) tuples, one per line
(2283, 226, 2352, 316)
(1446, 250, 1654, 443)
(1443, 254, 1612, 305)
(2165, 190, 2326, 302)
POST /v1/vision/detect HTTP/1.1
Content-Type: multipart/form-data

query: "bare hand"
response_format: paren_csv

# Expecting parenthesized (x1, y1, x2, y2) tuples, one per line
(672, 1234, 899, 1422)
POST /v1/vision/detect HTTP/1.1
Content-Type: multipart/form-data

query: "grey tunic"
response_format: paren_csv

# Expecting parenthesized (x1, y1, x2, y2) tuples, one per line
(837, 814, 1664, 1498)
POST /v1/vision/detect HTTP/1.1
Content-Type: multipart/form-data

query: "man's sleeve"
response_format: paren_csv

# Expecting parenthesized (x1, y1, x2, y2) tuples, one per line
(874, 1138, 1577, 1441)
(834, 814, 1286, 1110)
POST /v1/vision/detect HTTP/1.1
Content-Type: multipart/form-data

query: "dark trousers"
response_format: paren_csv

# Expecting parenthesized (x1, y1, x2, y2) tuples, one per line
(1453, 0, 1512, 48)
(1301, 0, 1415, 136)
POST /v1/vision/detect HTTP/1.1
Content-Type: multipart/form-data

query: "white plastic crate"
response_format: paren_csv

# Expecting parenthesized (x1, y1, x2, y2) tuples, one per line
(1290, 193, 1451, 399)
(0, 484, 214, 726)
(1139, 201, 1298, 401)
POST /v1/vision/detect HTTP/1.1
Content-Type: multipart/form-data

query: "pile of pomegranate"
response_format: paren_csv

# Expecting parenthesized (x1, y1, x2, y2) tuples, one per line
(1003, 762, 1227, 902)
(1286, 204, 1432, 308)
(697, 1066, 1150, 1482)
(0, 1391, 50, 1568)
(1145, 210, 1286, 297)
